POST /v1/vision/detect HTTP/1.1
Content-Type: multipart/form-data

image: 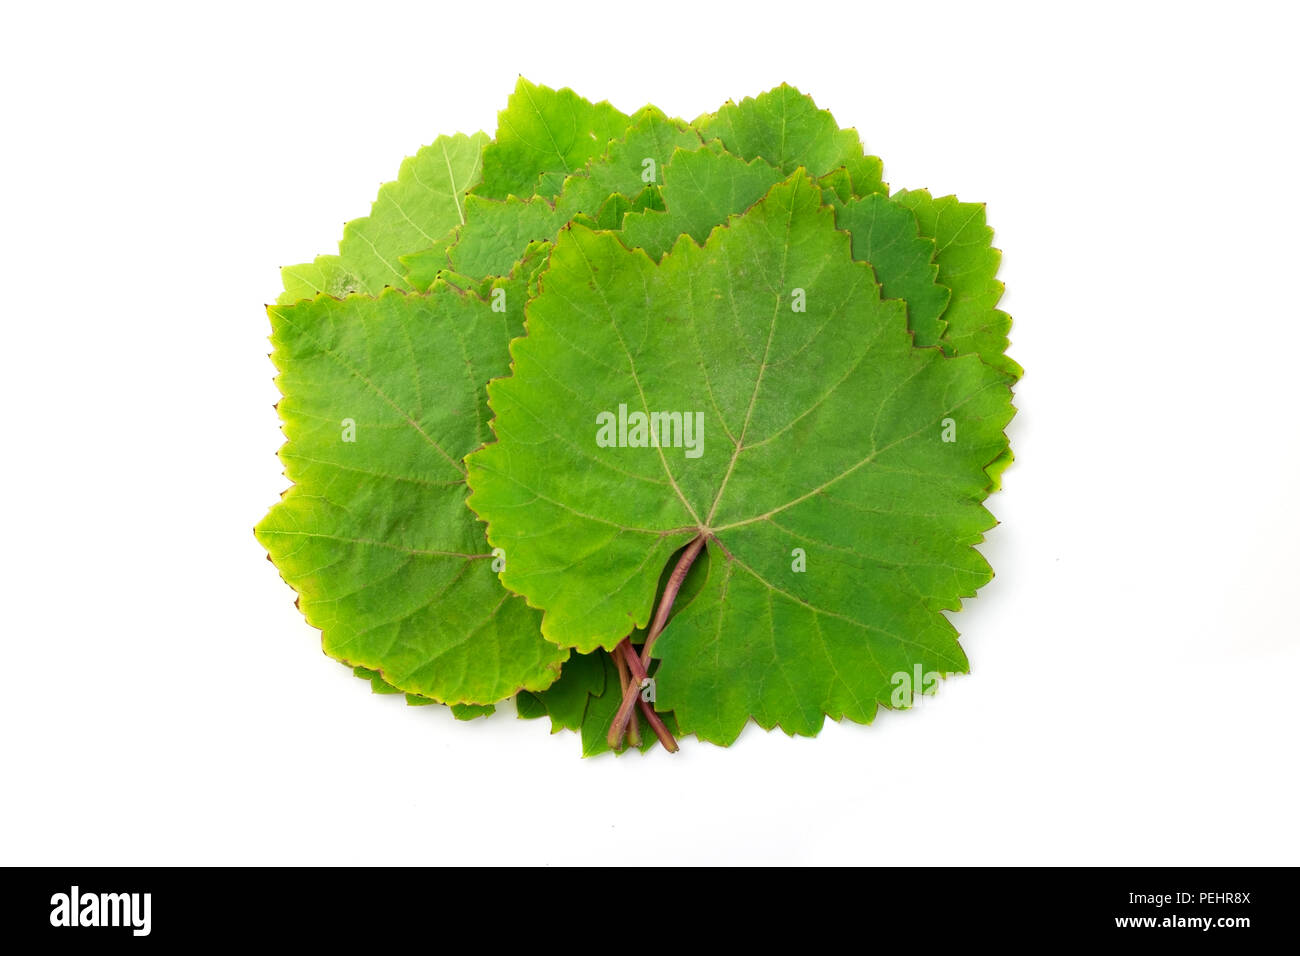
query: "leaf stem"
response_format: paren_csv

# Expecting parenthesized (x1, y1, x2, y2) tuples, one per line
(611, 644, 640, 747)
(604, 536, 705, 750)
(627, 702, 641, 748)
(618, 641, 678, 753)
(607, 639, 640, 750)
(640, 535, 706, 668)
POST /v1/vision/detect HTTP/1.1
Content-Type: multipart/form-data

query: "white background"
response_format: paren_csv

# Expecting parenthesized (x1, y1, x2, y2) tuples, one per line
(3, 1, 1297, 866)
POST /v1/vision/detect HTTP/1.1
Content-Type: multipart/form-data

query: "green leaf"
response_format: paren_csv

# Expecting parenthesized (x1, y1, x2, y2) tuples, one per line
(520, 648, 678, 756)
(257, 266, 568, 704)
(577, 652, 678, 756)
(515, 649, 606, 733)
(412, 106, 698, 284)
(514, 690, 548, 720)
(280, 257, 355, 306)
(278, 132, 488, 303)
(825, 193, 950, 349)
(398, 245, 450, 292)
(891, 189, 1021, 380)
(891, 190, 1020, 489)
(515, 541, 706, 754)
(819, 154, 890, 203)
(618, 147, 948, 348)
(695, 84, 887, 194)
(423, 239, 554, 302)
(576, 654, 625, 755)
(350, 665, 497, 718)
(618, 145, 784, 260)
(566, 105, 701, 201)
(474, 77, 632, 201)
(449, 702, 497, 720)
(352, 665, 402, 695)
(396, 230, 460, 294)
(260, 79, 1018, 753)
(569, 187, 662, 232)
(518, 652, 663, 755)
(465, 172, 1013, 744)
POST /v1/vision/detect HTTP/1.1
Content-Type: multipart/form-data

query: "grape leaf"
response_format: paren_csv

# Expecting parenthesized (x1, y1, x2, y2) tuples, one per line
(353, 665, 404, 695)
(892, 189, 1021, 380)
(350, 665, 496, 719)
(892, 190, 1020, 488)
(578, 653, 677, 756)
(396, 230, 461, 294)
(465, 172, 1014, 744)
(278, 132, 488, 303)
(474, 77, 632, 201)
(428, 238, 555, 305)
(402, 106, 698, 286)
(618, 144, 784, 259)
(256, 258, 567, 704)
(518, 651, 679, 756)
(448, 702, 497, 720)
(825, 192, 950, 349)
(616, 145, 950, 349)
(569, 187, 663, 231)
(694, 84, 887, 195)
(406, 85, 884, 294)
(515, 541, 708, 754)
(261, 77, 1018, 753)
(616, 143, 1022, 391)
(514, 689, 549, 720)
(515, 649, 605, 733)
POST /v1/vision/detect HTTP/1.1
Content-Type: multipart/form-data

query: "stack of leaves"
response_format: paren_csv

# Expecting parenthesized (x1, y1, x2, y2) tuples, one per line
(257, 78, 1020, 755)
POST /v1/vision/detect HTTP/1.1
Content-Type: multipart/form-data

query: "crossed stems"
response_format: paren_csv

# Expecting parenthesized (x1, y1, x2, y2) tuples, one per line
(606, 535, 706, 752)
